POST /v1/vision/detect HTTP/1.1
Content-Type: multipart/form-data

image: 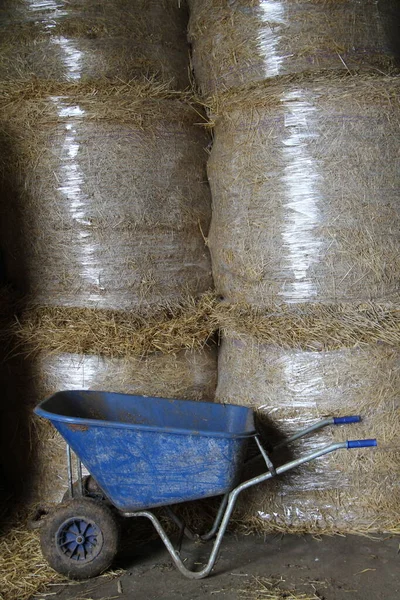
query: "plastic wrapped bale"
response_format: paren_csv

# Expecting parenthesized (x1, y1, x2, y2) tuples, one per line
(188, 0, 398, 95)
(0, 82, 212, 309)
(0, 0, 190, 88)
(26, 347, 217, 504)
(207, 74, 400, 306)
(216, 331, 400, 533)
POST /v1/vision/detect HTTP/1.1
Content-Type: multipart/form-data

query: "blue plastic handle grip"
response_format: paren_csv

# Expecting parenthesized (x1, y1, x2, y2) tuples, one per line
(347, 439, 377, 449)
(334, 416, 361, 424)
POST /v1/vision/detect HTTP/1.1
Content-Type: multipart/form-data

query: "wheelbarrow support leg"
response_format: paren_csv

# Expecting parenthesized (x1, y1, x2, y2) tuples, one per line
(66, 444, 74, 498)
(164, 493, 230, 542)
(65, 444, 84, 498)
(200, 493, 230, 541)
(123, 438, 375, 579)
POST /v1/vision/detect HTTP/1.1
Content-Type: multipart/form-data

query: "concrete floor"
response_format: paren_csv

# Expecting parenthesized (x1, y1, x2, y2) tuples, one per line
(43, 530, 399, 600)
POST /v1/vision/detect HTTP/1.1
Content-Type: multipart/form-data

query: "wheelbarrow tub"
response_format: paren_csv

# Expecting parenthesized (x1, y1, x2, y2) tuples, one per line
(35, 391, 256, 511)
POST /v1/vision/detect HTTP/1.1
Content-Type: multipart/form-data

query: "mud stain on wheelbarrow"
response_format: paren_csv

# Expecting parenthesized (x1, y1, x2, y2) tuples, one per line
(67, 424, 89, 432)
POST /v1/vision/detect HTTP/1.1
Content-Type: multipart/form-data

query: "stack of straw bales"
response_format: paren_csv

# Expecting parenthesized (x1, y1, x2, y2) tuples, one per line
(0, 0, 216, 510)
(189, 1, 400, 533)
(0, 0, 190, 88)
(189, 0, 398, 95)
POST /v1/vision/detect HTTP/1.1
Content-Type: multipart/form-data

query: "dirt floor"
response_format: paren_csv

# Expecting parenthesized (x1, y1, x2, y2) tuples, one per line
(38, 530, 399, 600)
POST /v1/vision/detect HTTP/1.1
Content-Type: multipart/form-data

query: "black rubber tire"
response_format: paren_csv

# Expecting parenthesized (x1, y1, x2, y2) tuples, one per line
(40, 498, 119, 580)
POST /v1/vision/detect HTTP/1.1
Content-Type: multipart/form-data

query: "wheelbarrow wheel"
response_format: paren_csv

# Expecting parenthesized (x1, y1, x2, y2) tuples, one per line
(40, 497, 119, 580)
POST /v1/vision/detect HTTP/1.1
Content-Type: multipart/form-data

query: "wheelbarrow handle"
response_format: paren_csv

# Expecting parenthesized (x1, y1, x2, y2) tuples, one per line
(334, 416, 361, 424)
(347, 439, 377, 448)
(273, 415, 362, 451)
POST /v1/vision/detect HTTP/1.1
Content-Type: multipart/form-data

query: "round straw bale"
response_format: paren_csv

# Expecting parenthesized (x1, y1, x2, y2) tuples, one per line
(0, 0, 190, 87)
(188, 0, 398, 95)
(217, 332, 400, 533)
(208, 73, 400, 305)
(0, 84, 212, 309)
(25, 347, 217, 504)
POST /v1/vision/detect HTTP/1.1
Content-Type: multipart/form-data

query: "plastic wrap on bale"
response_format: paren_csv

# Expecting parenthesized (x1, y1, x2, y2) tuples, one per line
(207, 74, 400, 305)
(0, 84, 212, 309)
(216, 332, 400, 533)
(188, 0, 398, 95)
(0, 0, 190, 88)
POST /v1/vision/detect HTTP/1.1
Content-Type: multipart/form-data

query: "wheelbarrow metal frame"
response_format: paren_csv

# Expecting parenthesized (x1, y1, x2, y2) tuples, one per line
(65, 416, 376, 579)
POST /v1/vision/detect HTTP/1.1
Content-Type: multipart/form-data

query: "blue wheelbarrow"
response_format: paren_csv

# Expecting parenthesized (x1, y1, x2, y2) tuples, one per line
(34, 391, 377, 580)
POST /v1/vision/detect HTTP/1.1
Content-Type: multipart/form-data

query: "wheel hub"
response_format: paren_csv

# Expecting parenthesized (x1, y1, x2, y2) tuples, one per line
(56, 517, 104, 563)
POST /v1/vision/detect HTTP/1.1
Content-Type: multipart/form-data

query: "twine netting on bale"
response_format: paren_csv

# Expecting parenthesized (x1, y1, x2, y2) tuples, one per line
(217, 331, 400, 534)
(0, 0, 190, 88)
(0, 81, 213, 309)
(207, 73, 400, 306)
(188, 0, 398, 95)
(23, 347, 217, 505)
